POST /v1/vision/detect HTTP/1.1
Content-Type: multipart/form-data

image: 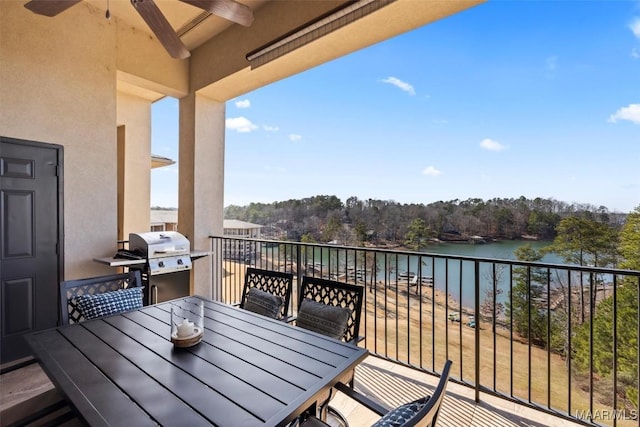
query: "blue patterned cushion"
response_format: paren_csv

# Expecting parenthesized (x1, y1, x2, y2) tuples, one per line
(296, 299, 351, 340)
(244, 288, 284, 319)
(74, 287, 144, 321)
(371, 397, 429, 427)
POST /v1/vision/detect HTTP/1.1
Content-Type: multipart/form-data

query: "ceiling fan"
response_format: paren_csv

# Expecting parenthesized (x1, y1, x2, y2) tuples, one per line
(24, 0, 254, 59)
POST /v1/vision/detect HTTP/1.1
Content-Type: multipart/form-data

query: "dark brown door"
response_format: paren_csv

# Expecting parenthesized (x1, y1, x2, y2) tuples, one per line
(1, 137, 62, 363)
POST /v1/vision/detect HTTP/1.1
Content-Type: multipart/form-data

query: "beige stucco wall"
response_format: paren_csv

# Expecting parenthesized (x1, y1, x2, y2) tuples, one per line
(178, 94, 226, 298)
(0, 1, 117, 279)
(116, 92, 152, 238)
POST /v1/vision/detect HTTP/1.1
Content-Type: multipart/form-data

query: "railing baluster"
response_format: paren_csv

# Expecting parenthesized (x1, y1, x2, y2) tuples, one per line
(430, 256, 435, 371)
(527, 265, 532, 403)
(509, 264, 514, 397)
(613, 274, 618, 427)
(589, 271, 594, 420)
(491, 262, 498, 391)
(444, 257, 449, 366)
(419, 255, 424, 369)
(567, 270, 572, 417)
(475, 260, 480, 402)
(546, 267, 551, 410)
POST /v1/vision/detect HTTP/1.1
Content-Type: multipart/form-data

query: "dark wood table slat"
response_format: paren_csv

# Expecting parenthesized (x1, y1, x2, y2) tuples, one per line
(123, 310, 305, 401)
(82, 319, 267, 426)
(180, 299, 353, 356)
(103, 315, 286, 418)
(146, 302, 333, 385)
(173, 299, 349, 368)
(60, 324, 212, 426)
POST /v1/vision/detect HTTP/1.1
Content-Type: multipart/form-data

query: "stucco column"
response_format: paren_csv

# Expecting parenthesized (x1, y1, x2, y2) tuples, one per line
(116, 92, 152, 240)
(178, 93, 225, 299)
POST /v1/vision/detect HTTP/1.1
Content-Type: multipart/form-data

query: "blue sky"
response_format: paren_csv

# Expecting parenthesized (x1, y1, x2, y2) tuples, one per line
(152, 0, 640, 213)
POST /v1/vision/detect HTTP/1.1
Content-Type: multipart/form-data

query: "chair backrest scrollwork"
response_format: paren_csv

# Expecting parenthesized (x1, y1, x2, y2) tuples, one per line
(299, 276, 364, 344)
(240, 267, 294, 319)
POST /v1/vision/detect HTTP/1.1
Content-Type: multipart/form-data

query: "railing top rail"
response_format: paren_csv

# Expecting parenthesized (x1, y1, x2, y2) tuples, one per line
(209, 235, 640, 277)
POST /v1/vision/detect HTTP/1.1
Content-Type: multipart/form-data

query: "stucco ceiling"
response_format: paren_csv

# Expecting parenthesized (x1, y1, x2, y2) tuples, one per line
(80, 0, 268, 51)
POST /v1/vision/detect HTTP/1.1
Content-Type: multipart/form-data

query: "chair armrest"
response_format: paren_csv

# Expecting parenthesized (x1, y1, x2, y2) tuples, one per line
(284, 315, 297, 324)
(346, 335, 365, 346)
(333, 382, 388, 417)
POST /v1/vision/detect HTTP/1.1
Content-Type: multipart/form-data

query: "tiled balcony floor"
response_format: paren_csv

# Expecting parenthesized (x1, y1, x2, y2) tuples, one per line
(2, 356, 584, 427)
(331, 356, 585, 427)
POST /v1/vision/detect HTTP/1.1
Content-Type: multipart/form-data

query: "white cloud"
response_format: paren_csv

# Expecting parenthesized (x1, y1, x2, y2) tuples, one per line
(381, 77, 416, 96)
(226, 117, 258, 133)
(632, 48, 640, 59)
(630, 18, 640, 38)
(608, 104, 640, 124)
(422, 166, 442, 177)
(235, 99, 251, 109)
(263, 125, 279, 132)
(289, 134, 302, 141)
(480, 138, 508, 152)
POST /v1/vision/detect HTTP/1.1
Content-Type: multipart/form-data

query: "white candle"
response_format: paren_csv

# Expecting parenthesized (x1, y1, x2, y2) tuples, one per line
(177, 318, 194, 337)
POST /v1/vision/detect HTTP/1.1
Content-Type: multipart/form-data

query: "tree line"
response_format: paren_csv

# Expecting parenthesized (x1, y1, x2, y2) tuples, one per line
(224, 195, 627, 244)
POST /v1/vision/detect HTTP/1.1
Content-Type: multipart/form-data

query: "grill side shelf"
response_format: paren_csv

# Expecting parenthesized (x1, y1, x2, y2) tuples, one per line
(93, 257, 147, 267)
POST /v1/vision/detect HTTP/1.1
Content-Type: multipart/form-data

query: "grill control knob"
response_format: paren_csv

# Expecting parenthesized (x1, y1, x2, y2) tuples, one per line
(158, 261, 165, 268)
(177, 259, 183, 265)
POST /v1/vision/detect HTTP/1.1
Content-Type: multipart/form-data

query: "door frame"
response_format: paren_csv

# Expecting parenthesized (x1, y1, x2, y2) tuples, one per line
(1, 136, 65, 326)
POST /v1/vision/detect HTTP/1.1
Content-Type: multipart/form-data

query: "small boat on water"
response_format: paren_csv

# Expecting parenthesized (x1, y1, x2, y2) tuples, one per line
(397, 272, 416, 280)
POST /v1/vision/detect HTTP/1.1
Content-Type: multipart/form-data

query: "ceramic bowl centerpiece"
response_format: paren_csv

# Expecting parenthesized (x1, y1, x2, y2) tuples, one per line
(171, 301, 204, 347)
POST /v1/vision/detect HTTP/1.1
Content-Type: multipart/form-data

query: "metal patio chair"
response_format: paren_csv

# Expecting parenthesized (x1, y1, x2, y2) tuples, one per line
(239, 267, 294, 320)
(60, 270, 143, 325)
(296, 275, 364, 344)
(300, 360, 453, 427)
(295, 276, 365, 424)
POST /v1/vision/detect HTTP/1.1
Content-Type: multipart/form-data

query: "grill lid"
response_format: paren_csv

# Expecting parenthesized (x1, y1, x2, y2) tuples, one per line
(129, 231, 190, 258)
(128, 232, 192, 275)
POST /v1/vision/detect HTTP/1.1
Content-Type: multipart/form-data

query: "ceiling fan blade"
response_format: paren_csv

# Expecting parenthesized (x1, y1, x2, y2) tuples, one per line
(24, 0, 81, 17)
(180, 0, 254, 27)
(131, 0, 190, 59)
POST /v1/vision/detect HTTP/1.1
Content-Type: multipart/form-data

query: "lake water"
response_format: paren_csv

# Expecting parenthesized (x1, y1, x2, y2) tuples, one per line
(421, 239, 556, 261)
(414, 240, 561, 308)
(263, 239, 564, 309)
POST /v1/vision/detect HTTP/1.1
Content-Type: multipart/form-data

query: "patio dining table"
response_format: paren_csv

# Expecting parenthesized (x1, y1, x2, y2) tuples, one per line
(25, 295, 368, 426)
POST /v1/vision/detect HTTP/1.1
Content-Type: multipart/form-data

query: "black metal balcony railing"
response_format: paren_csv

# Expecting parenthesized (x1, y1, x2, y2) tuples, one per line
(209, 236, 640, 427)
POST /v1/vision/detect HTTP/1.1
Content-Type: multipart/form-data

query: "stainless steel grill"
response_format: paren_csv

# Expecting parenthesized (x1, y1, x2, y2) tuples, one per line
(128, 231, 192, 304)
(129, 231, 192, 275)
